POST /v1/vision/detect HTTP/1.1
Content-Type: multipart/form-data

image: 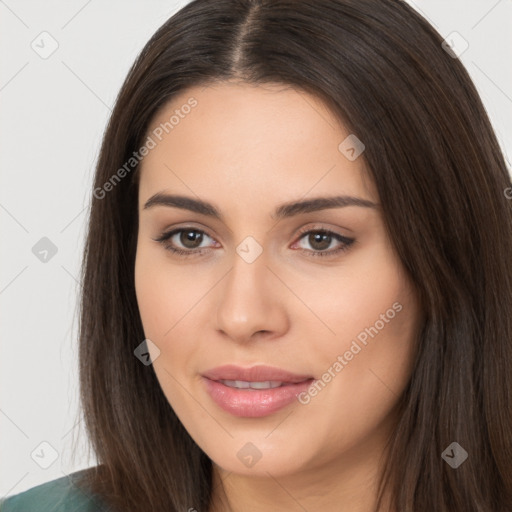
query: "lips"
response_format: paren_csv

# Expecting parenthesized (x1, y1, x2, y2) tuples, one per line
(201, 365, 315, 417)
(201, 364, 314, 384)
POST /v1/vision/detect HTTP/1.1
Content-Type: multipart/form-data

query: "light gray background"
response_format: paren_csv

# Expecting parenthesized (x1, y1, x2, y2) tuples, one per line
(1, 0, 511, 498)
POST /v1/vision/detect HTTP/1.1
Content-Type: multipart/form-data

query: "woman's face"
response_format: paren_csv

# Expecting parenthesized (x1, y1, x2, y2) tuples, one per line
(135, 81, 421, 479)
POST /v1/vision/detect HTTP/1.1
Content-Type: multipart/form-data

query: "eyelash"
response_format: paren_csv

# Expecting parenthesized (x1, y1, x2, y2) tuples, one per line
(153, 226, 355, 259)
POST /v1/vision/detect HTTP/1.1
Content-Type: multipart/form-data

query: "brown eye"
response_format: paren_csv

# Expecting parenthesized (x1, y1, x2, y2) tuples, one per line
(153, 228, 216, 257)
(307, 232, 333, 251)
(179, 229, 204, 249)
(293, 229, 355, 258)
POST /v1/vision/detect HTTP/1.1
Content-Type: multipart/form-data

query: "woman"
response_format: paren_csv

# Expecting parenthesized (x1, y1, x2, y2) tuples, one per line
(2, 0, 511, 511)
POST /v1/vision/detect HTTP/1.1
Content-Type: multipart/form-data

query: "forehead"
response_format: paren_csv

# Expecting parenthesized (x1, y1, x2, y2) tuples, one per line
(138, 81, 376, 208)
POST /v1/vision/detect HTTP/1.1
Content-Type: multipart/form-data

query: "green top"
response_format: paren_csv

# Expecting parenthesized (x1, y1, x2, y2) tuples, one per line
(0, 469, 111, 512)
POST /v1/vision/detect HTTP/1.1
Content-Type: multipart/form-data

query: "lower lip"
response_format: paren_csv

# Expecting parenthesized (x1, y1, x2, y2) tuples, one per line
(202, 377, 314, 417)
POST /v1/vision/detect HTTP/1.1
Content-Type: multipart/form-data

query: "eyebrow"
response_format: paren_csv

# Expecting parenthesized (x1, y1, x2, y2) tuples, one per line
(143, 193, 378, 220)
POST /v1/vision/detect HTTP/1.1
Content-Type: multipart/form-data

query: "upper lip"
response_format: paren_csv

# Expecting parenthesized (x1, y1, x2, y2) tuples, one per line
(202, 365, 314, 383)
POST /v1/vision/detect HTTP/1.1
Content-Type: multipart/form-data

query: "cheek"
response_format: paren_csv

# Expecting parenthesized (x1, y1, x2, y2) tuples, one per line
(297, 267, 418, 453)
(300, 244, 419, 401)
(134, 244, 202, 340)
(134, 243, 219, 398)
(134, 247, 199, 404)
(134, 251, 168, 340)
(295, 244, 409, 348)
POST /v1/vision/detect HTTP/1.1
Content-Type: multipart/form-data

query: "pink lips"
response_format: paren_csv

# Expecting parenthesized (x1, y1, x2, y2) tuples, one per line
(201, 365, 315, 418)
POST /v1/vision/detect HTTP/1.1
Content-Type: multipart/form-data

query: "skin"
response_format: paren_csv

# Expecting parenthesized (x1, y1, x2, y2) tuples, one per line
(134, 81, 422, 512)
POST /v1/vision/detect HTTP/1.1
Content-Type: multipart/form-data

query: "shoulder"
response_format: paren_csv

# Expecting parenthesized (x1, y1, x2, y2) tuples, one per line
(0, 468, 111, 512)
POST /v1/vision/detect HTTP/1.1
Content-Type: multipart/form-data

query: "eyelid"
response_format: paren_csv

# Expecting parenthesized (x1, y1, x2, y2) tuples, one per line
(291, 224, 355, 257)
(153, 223, 355, 258)
(293, 222, 351, 239)
(152, 225, 217, 251)
(153, 221, 217, 241)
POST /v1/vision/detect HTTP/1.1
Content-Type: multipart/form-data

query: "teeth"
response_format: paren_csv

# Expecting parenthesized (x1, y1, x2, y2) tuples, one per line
(219, 380, 284, 390)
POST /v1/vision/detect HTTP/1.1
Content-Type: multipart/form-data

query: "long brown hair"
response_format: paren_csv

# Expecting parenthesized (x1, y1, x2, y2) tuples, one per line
(73, 0, 512, 510)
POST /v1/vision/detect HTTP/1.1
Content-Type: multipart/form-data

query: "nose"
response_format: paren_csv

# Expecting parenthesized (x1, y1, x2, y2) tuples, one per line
(215, 248, 290, 344)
